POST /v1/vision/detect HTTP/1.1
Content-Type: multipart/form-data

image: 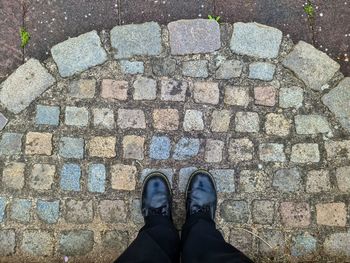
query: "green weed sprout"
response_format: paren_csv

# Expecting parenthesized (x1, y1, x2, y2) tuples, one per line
(20, 27, 30, 48)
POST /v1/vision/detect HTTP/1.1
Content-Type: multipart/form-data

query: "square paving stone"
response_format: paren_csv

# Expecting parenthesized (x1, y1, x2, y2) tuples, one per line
(220, 200, 249, 223)
(265, 113, 291, 136)
(93, 108, 115, 129)
(291, 233, 317, 257)
(295, 115, 331, 134)
(280, 202, 311, 228)
(99, 200, 127, 223)
(65, 106, 89, 127)
(60, 164, 81, 192)
(101, 80, 129, 101)
(316, 203, 347, 227)
(211, 110, 231, 132)
(279, 86, 304, 109)
(67, 79, 96, 98)
(173, 138, 200, 160)
(235, 112, 260, 133)
(252, 200, 275, 224)
(153, 109, 179, 131)
(10, 199, 32, 223)
(120, 60, 144, 75)
(36, 105, 60, 126)
(152, 58, 177, 77)
(149, 136, 171, 160)
(193, 82, 220, 105)
(25, 132, 53, 156)
(0, 133, 23, 156)
(59, 137, 85, 159)
(122, 135, 145, 160)
(36, 200, 60, 224)
(259, 143, 286, 162)
(216, 60, 243, 79)
(0, 197, 7, 223)
(160, 79, 188, 102)
(118, 109, 146, 129)
(21, 230, 54, 256)
(133, 76, 157, 101)
(258, 229, 286, 255)
(324, 232, 350, 258)
(65, 199, 93, 224)
(249, 62, 276, 81)
(0, 229, 16, 256)
(2, 162, 25, 190)
(210, 169, 236, 193)
(224, 86, 251, 107)
(229, 228, 253, 258)
(228, 138, 254, 163)
(335, 166, 350, 192)
(102, 230, 129, 254)
(182, 60, 208, 78)
(111, 164, 137, 191)
(59, 230, 94, 256)
(183, 110, 204, 131)
(111, 22, 161, 59)
(291, 143, 320, 163)
(88, 164, 106, 193)
(254, 86, 277, 106)
(306, 170, 331, 193)
(273, 168, 302, 192)
(239, 170, 270, 193)
(88, 136, 116, 158)
(205, 140, 224, 163)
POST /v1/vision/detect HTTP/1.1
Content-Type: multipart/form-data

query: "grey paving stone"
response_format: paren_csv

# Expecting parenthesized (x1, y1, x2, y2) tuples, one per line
(0, 59, 55, 114)
(211, 110, 231, 132)
(102, 231, 128, 252)
(235, 112, 260, 133)
(120, 60, 144, 74)
(65, 106, 89, 127)
(291, 143, 320, 163)
(291, 233, 317, 257)
(10, 199, 32, 223)
(29, 164, 55, 191)
(131, 199, 144, 224)
(21, 230, 54, 256)
(230, 22, 282, 59)
(173, 138, 200, 160)
(183, 110, 204, 131)
(60, 164, 81, 192)
(152, 58, 177, 76)
(265, 113, 291, 136)
(282, 41, 340, 91)
(259, 143, 286, 162)
(36, 105, 60, 126)
(182, 60, 208, 78)
(210, 169, 235, 193)
(141, 168, 175, 187)
(2, 162, 25, 190)
(306, 170, 331, 193)
(0, 197, 6, 222)
(59, 230, 94, 256)
(259, 229, 285, 255)
(228, 138, 254, 163)
(336, 166, 350, 192)
(193, 81, 220, 105)
(324, 231, 350, 257)
(252, 200, 275, 225)
(215, 60, 243, 79)
(295, 115, 331, 134)
(273, 168, 302, 192)
(51, 31, 107, 77)
(325, 140, 350, 161)
(205, 140, 224, 163)
(111, 22, 161, 59)
(99, 200, 127, 223)
(133, 76, 157, 100)
(160, 79, 188, 101)
(88, 164, 106, 193)
(0, 112, 8, 130)
(65, 199, 93, 224)
(322, 77, 350, 132)
(248, 62, 276, 81)
(279, 86, 304, 109)
(67, 79, 96, 99)
(118, 109, 146, 129)
(149, 136, 171, 160)
(59, 137, 85, 159)
(93, 108, 115, 129)
(168, 19, 220, 55)
(178, 167, 198, 192)
(0, 230, 16, 256)
(36, 200, 60, 224)
(229, 228, 253, 258)
(239, 170, 270, 193)
(220, 200, 249, 223)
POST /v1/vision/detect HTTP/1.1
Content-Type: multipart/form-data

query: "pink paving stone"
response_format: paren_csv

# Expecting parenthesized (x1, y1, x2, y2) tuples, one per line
(101, 79, 128, 101)
(280, 202, 311, 228)
(254, 86, 277, 106)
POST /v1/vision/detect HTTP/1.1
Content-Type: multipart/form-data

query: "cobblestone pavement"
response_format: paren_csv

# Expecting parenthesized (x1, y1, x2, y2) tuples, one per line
(0, 19, 350, 262)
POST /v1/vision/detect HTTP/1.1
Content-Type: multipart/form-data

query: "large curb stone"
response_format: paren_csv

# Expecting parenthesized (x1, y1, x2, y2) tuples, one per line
(322, 77, 350, 132)
(282, 41, 340, 91)
(51, 31, 107, 77)
(168, 19, 220, 55)
(111, 22, 162, 59)
(0, 59, 55, 114)
(230, 22, 282, 59)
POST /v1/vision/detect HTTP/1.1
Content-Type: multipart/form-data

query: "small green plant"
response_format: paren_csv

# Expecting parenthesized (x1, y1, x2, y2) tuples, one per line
(208, 15, 221, 23)
(303, 1, 315, 18)
(20, 27, 30, 48)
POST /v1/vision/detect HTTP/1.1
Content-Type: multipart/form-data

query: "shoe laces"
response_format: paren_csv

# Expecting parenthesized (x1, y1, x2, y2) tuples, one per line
(191, 204, 211, 215)
(148, 204, 168, 216)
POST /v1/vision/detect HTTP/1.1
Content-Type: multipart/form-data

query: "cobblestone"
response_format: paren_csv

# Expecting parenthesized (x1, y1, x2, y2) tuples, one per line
(183, 110, 204, 131)
(111, 22, 161, 58)
(306, 170, 331, 193)
(220, 200, 249, 223)
(133, 76, 157, 100)
(168, 19, 220, 55)
(140, 169, 174, 187)
(65, 199, 93, 224)
(291, 233, 317, 257)
(59, 137, 85, 159)
(325, 140, 350, 161)
(173, 138, 200, 160)
(60, 164, 81, 192)
(210, 169, 236, 193)
(2, 162, 25, 190)
(51, 31, 107, 77)
(122, 135, 145, 160)
(265, 113, 291, 136)
(29, 164, 55, 191)
(254, 86, 276, 106)
(59, 230, 94, 256)
(111, 164, 137, 191)
(149, 136, 171, 160)
(93, 108, 115, 129)
(316, 203, 347, 226)
(182, 60, 208, 78)
(259, 143, 286, 162)
(193, 82, 219, 105)
(0, 59, 55, 113)
(21, 230, 53, 256)
(336, 166, 350, 192)
(120, 60, 144, 74)
(211, 110, 231, 132)
(153, 58, 176, 76)
(88, 164, 106, 193)
(273, 168, 301, 192)
(224, 86, 250, 107)
(99, 200, 127, 223)
(102, 231, 129, 253)
(282, 41, 340, 91)
(291, 143, 320, 163)
(178, 167, 198, 192)
(118, 109, 146, 129)
(324, 232, 350, 257)
(205, 139, 224, 163)
(0, 197, 6, 222)
(88, 136, 116, 158)
(36, 200, 60, 224)
(25, 132, 52, 155)
(259, 229, 285, 255)
(252, 200, 275, 224)
(68, 79, 96, 98)
(0, 112, 8, 130)
(101, 80, 128, 101)
(215, 60, 243, 79)
(230, 229, 253, 257)
(280, 202, 310, 228)
(65, 106, 89, 127)
(295, 115, 331, 134)
(228, 138, 254, 163)
(249, 62, 276, 81)
(35, 105, 60, 126)
(160, 79, 188, 101)
(0, 133, 23, 156)
(279, 86, 304, 109)
(10, 199, 32, 223)
(153, 109, 179, 130)
(235, 112, 260, 133)
(0, 230, 16, 256)
(239, 170, 269, 193)
(230, 22, 282, 59)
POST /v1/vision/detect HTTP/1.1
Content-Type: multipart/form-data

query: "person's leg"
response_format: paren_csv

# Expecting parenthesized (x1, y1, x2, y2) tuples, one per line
(181, 170, 253, 263)
(115, 172, 180, 263)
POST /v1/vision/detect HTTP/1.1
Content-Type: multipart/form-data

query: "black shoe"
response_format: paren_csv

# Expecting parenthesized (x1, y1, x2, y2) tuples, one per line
(186, 169, 217, 220)
(141, 172, 172, 220)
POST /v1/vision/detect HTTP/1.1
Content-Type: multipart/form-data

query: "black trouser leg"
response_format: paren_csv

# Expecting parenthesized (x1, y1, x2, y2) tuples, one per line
(181, 214, 254, 263)
(115, 216, 180, 263)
